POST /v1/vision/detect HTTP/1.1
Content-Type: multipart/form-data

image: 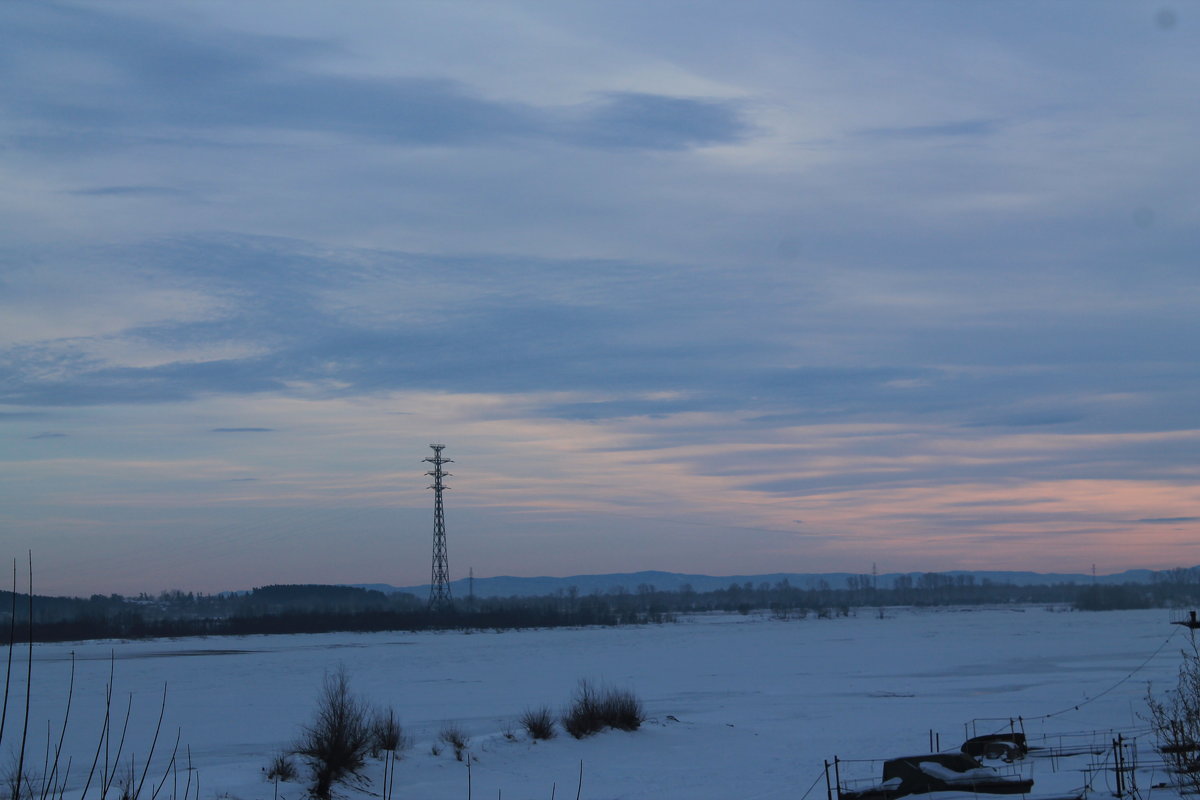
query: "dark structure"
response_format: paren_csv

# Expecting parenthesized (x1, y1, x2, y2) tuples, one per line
(424, 444, 453, 611)
(1172, 610, 1200, 630)
(839, 753, 1034, 800)
(961, 733, 1028, 762)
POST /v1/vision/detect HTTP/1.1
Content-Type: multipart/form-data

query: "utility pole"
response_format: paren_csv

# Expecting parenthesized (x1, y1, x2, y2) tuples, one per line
(425, 444, 453, 611)
(873, 562, 883, 619)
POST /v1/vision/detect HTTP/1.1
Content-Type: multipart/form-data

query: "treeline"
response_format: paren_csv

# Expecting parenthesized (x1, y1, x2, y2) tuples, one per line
(548, 567, 1200, 617)
(0, 584, 646, 643)
(4, 568, 1199, 643)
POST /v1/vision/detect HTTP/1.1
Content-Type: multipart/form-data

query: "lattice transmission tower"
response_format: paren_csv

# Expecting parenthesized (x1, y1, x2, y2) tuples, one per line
(424, 444, 454, 611)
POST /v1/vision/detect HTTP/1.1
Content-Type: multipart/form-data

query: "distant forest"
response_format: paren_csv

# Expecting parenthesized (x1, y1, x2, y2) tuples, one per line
(4, 568, 1200, 643)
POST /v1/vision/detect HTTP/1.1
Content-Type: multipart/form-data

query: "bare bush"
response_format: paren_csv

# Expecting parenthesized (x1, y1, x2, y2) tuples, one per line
(562, 680, 604, 739)
(5, 769, 32, 800)
(1148, 644, 1200, 793)
(562, 680, 645, 739)
(519, 706, 556, 740)
(266, 752, 298, 782)
(437, 724, 469, 761)
(116, 760, 136, 800)
(369, 707, 409, 758)
(370, 708, 407, 800)
(599, 687, 644, 731)
(295, 667, 372, 799)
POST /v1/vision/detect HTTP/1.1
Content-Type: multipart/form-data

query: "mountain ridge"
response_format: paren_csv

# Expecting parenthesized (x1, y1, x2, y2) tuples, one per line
(354, 566, 1179, 599)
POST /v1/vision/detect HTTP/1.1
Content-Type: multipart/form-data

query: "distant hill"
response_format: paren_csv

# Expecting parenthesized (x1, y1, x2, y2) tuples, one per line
(353, 567, 1171, 599)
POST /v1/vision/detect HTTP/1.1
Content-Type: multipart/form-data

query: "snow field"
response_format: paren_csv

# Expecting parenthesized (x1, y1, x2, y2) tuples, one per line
(4, 606, 1186, 799)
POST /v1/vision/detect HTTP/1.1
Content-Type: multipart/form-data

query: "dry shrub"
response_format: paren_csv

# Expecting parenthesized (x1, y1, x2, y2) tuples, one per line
(437, 723, 469, 761)
(370, 707, 410, 757)
(600, 686, 645, 731)
(562, 680, 604, 739)
(1148, 643, 1200, 793)
(295, 667, 372, 799)
(561, 680, 645, 739)
(266, 752, 298, 782)
(519, 706, 556, 740)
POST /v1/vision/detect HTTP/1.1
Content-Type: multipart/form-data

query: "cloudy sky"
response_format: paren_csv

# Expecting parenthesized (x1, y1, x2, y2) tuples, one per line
(2, 1, 1197, 596)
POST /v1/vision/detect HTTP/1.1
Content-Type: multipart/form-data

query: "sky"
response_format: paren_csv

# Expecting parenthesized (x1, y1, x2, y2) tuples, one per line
(2, 1, 1198, 596)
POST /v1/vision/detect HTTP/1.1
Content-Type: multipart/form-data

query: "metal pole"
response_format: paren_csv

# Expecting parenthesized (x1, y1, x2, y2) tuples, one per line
(425, 444, 454, 611)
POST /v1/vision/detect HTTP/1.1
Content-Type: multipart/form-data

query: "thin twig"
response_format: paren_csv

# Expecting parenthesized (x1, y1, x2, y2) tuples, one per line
(16, 551, 34, 800)
(42, 721, 50, 800)
(80, 654, 114, 800)
(42, 651, 75, 800)
(182, 746, 192, 800)
(134, 683, 169, 799)
(57, 755, 72, 800)
(0, 559, 17, 750)
(149, 728, 181, 800)
(102, 694, 134, 798)
(575, 760, 583, 800)
(105, 652, 112, 794)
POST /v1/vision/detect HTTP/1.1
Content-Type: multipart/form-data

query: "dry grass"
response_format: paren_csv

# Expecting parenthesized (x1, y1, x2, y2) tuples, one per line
(562, 680, 644, 739)
(519, 705, 556, 740)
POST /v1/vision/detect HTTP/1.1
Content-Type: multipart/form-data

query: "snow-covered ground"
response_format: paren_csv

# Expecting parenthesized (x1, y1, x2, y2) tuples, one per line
(5, 606, 1191, 799)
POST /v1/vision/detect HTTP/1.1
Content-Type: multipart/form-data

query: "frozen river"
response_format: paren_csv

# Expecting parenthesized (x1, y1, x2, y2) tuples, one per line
(4, 606, 1186, 799)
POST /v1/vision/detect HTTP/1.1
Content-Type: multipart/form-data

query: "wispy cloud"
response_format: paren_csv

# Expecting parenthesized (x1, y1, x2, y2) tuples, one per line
(562, 92, 748, 150)
(67, 185, 189, 197)
(855, 118, 1004, 141)
(962, 411, 1086, 428)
